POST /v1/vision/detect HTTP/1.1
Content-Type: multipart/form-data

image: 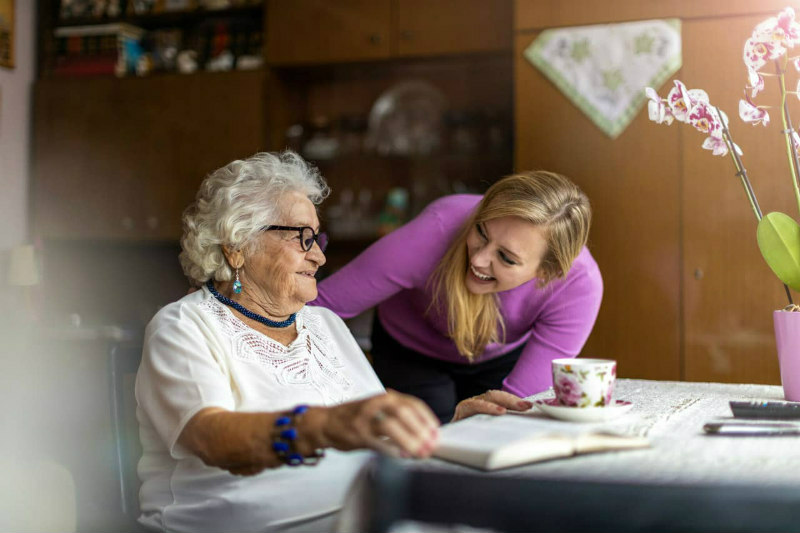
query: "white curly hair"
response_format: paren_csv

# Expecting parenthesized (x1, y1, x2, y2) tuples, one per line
(179, 151, 329, 286)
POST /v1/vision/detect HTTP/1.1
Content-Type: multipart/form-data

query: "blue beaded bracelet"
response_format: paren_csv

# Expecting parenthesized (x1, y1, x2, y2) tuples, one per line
(271, 405, 325, 467)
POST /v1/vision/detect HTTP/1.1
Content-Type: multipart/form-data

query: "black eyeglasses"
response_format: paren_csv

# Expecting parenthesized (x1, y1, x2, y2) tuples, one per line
(263, 225, 328, 252)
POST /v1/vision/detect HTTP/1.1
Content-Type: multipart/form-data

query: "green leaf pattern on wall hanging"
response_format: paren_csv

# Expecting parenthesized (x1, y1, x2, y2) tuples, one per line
(525, 19, 682, 139)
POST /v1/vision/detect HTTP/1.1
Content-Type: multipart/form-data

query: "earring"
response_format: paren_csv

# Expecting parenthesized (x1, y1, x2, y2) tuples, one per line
(233, 268, 243, 294)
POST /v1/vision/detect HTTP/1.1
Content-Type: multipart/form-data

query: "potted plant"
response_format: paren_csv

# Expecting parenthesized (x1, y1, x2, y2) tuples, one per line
(646, 6, 800, 399)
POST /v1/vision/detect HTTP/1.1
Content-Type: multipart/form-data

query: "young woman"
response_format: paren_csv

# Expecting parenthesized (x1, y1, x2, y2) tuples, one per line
(313, 171, 603, 422)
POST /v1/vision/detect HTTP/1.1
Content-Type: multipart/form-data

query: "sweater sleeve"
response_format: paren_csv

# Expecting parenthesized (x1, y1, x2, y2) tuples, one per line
(502, 259, 604, 398)
(313, 198, 458, 319)
(136, 304, 235, 458)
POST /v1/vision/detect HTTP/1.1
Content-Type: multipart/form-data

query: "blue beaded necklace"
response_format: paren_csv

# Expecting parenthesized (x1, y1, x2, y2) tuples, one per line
(206, 280, 297, 328)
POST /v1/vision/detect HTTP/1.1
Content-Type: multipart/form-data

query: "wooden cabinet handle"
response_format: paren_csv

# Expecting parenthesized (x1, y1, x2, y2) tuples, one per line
(694, 268, 704, 280)
(369, 33, 382, 45)
(399, 30, 413, 40)
(121, 217, 134, 230)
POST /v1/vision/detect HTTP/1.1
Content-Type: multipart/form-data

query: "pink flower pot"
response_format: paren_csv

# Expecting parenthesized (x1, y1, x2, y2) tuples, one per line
(773, 310, 800, 401)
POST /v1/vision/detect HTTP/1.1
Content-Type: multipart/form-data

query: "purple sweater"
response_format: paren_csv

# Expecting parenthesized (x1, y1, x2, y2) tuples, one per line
(312, 194, 603, 397)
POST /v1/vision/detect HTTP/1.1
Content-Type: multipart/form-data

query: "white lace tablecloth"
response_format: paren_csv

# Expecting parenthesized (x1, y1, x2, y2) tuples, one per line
(420, 379, 800, 487)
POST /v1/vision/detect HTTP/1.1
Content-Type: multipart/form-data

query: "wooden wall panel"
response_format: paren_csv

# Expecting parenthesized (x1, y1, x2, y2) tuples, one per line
(681, 15, 794, 384)
(515, 0, 800, 31)
(514, 34, 682, 381)
(514, 2, 800, 384)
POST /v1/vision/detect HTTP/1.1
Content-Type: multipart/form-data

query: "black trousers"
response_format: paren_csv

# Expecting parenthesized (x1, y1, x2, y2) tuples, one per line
(370, 313, 523, 423)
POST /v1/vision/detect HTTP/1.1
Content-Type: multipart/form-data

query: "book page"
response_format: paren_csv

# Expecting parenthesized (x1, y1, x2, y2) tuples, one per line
(439, 414, 588, 452)
(435, 415, 580, 470)
(434, 414, 648, 470)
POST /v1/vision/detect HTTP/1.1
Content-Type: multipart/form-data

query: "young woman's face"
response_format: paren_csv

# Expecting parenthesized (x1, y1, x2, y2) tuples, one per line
(464, 216, 548, 295)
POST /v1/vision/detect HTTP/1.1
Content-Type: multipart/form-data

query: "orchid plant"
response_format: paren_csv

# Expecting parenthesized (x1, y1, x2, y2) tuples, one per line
(646, 6, 800, 308)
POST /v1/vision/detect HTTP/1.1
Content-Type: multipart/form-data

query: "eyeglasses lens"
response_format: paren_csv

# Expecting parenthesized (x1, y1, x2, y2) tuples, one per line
(301, 228, 314, 251)
(300, 228, 328, 252)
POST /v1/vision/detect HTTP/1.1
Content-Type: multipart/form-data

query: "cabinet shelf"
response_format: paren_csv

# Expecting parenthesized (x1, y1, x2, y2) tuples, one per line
(55, 5, 263, 30)
(41, 2, 264, 80)
(309, 151, 513, 201)
(40, 66, 263, 82)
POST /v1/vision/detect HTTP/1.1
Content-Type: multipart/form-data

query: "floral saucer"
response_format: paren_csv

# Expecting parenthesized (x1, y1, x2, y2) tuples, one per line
(534, 398, 633, 423)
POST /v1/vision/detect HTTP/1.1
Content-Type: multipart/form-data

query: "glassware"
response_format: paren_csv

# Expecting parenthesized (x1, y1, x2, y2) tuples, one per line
(302, 116, 339, 161)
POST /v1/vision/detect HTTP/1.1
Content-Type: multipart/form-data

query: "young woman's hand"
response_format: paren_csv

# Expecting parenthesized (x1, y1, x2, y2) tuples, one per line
(451, 390, 533, 422)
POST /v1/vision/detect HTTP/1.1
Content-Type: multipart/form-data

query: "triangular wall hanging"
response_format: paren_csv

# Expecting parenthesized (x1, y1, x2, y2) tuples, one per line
(524, 19, 682, 139)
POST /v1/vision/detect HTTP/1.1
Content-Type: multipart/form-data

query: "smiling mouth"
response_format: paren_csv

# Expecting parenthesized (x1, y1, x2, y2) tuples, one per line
(470, 265, 495, 282)
(298, 271, 317, 278)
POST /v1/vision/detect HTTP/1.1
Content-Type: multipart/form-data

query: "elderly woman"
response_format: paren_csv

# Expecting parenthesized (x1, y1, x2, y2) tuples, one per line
(135, 151, 529, 533)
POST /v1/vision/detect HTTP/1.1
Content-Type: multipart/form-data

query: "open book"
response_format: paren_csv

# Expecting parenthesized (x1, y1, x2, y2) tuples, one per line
(434, 413, 649, 471)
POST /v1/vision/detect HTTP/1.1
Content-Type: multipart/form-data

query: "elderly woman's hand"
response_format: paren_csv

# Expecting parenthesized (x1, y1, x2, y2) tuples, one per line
(179, 391, 440, 478)
(314, 390, 440, 458)
(451, 390, 533, 422)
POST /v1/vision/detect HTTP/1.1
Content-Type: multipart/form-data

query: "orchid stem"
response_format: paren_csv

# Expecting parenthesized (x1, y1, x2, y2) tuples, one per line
(716, 105, 794, 306)
(776, 58, 800, 217)
(716, 107, 762, 221)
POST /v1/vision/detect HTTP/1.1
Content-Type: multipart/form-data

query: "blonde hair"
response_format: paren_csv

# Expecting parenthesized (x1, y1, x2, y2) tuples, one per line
(180, 151, 329, 286)
(429, 171, 591, 360)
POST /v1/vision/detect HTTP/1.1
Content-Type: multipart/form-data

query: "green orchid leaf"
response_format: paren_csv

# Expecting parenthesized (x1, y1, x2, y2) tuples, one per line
(757, 212, 800, 291)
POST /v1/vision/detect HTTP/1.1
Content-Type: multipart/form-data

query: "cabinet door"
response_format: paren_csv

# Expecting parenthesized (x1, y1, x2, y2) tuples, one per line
(33, 71, 265, 241)
(514, 33, 682, 381)
(394, 0, 512, 57)
(266, 0, 391, 65)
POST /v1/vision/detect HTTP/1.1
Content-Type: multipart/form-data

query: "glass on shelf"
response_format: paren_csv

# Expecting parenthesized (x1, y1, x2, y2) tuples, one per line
(364, 81, 446, 157)
(483, 108, 510, 154)
(284, 123, 306, 153)
(337, 114, 368, 156)
(144, 27, 182, 72)
(326, 188, 378, 241)
(59, 0, 121, 19)
(302, 116, 339, 161)
(444, 109, 479, 154)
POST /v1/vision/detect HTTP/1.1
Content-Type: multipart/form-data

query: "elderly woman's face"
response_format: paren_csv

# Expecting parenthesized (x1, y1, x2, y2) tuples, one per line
(246, 191, 325, 313)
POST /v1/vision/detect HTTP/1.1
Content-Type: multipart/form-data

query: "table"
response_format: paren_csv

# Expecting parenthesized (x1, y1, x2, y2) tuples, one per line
(352, 379, 800, 532)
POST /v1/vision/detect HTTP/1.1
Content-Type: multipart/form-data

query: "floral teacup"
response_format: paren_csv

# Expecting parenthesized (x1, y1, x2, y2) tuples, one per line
(551, 358, 616, 408)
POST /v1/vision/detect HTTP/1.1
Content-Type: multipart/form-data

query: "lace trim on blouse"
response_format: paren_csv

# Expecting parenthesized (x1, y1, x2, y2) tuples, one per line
(199, 299, 353, 404)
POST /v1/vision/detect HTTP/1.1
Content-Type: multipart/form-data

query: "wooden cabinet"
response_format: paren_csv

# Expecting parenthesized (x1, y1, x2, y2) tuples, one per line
(33, 1, 512, 243)
(266, 0, 511, 65)
(393, 0, 512, 58)
(32, 70, 266, 241)
(265, 0, 392, 65)
(514, 0, 797, 384)
(277, 53, 514, 274)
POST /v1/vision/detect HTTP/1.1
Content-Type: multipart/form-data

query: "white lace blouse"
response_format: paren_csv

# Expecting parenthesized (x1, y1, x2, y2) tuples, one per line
(135, 287, 384, 533)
